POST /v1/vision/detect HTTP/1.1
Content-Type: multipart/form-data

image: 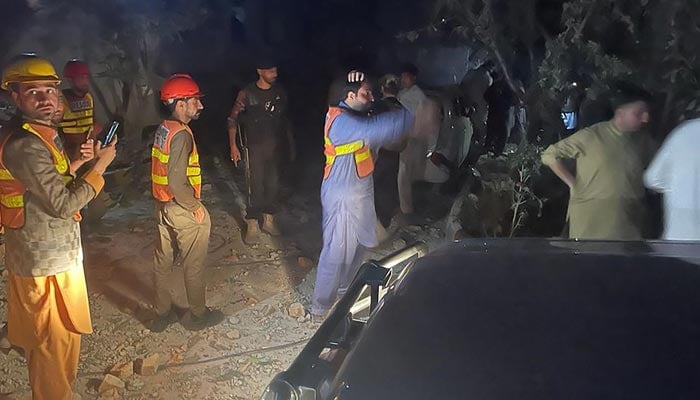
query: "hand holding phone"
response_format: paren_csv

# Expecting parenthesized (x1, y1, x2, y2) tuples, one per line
(101, 120, 120, 148)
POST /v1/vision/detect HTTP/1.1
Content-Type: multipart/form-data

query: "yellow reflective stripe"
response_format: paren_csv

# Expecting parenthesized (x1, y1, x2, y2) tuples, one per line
(152, 174, 168, 185)
(188, 176, 202, 185)
(22, 123, 68, 174)
(59, 115, 93, 127)
(61, 127, 92, 134)
(324, 137, 332, 145)
(334, 140, 364, 155)
(62, 108, 94, 119)
(151, 147, 170, 163)
(355, 148, 371, 162)
(186, 167, 201, 176)
(49, 147, 68, 174)
(188, 154, 199, 164)
(0, 194, 23, 208)
(0, 169, 13, 180)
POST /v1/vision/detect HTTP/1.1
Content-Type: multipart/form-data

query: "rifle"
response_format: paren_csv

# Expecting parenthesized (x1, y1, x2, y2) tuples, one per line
(236, 123, 251, 208)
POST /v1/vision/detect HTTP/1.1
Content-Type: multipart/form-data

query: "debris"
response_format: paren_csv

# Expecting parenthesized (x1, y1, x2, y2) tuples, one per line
(226, 329, 241, 340)
(99, 374, 125, 394)
(228, 316, 240, 325)
(392, 239, 407, 249)
(0, 335, 10, 351)
(109, 361, 134, 379)
(222, 250, 240, 263)
(134, 353, 161, 376)
(98, 388, 119, 399)
(297, 256, 314, 269)
(288, 303, 306, 319)
(127, 378, 145, 392)
(261, 304, 276, 317)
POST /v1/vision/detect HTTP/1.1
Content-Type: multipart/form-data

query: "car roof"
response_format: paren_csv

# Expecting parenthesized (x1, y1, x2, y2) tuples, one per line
(330, 239, 700, 399)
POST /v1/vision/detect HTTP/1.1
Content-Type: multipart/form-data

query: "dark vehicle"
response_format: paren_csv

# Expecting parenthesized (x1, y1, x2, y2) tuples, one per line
(262, 239, 700, 400)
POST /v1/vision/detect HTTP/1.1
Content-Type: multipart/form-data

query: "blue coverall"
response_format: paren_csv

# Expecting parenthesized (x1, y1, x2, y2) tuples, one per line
(312, 102, 413, 314)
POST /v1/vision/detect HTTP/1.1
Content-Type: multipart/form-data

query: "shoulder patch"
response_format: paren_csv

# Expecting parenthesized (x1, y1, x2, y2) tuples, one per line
(68, 98, 91, 111)
(154, 124, 170, 148)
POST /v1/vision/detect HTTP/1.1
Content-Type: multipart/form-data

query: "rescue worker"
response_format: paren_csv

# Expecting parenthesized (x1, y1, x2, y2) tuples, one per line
(59, 59, 115, 223)
(541, 84, 654, 240)
(227, 57, 294, 243)
(312, 71, 413, 318)
(59, 59, 98, 162)
(1, 55, 117, 399)
(151, 74, 224, 332)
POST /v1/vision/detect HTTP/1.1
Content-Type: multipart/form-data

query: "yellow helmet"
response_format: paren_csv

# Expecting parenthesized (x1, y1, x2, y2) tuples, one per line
(1, 56, 61, 91)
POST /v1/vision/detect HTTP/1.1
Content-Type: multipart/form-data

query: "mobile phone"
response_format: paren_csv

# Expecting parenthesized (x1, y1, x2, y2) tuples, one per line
(101, 120, 119, 147)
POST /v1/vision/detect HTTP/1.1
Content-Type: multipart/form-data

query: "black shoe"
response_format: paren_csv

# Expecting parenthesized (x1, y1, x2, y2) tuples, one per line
(149, 310, 178, 333)
(184, 308, 225, 331)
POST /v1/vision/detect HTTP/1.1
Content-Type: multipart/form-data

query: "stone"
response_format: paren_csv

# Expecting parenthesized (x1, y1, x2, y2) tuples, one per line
(297, 256, 314, 269)
(7, 348, 22, 358)
(228, 316, 240, 325)
(288, 303, 306, 319)
(226, 329, 241, 340)
(109, 361, 133, 379)
(98, 374, 125, 394)
(0, 335, 11, 350)
(392, 239, 407, 250)
(134, 353, 160, 376)
(127, 378, 145, 392)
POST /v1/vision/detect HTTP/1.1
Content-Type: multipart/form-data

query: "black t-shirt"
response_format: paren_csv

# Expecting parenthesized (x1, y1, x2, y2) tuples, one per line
(239, 83, 287, 145)
(372, 96, 403, 115)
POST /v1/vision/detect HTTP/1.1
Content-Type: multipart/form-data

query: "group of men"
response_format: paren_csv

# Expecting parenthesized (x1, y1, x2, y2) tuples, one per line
(7, 49, 700, 399)
(0, 50, 411, 398)
(542, 83, 700, 241)
(0, 56, 230, 399)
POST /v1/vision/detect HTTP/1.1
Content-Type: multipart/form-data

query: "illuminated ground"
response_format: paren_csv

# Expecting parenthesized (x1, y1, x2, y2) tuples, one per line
(0, 159, 447, 400)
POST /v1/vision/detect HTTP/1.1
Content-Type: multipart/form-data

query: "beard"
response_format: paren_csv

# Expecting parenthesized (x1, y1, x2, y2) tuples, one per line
(32, 105, 56, 121)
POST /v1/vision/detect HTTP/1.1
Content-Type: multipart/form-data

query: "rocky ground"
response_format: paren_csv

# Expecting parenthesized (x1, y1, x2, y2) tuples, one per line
(0, 155, 449, 400)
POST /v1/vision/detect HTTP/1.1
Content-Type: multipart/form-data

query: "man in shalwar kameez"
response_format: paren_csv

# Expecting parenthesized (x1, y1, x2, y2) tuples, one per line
(1, 56, 117, 399)
(541, 84, 654, 240)
(312, 72, 413, 317)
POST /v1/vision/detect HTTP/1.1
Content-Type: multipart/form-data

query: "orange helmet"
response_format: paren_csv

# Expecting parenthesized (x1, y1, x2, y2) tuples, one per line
(63, 59, 90, 79)
(160, 74, 203, 104)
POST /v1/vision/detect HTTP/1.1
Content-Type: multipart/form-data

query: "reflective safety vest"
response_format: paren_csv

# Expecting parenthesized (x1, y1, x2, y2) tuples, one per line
(323, 106, 374, 180)
(151, 120, 202, 202)
(0, 123, 78, 228)
(59, 91, 94, 135)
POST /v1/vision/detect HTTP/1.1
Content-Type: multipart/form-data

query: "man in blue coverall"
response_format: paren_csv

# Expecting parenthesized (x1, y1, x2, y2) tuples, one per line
(312, 71, 413, 317)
